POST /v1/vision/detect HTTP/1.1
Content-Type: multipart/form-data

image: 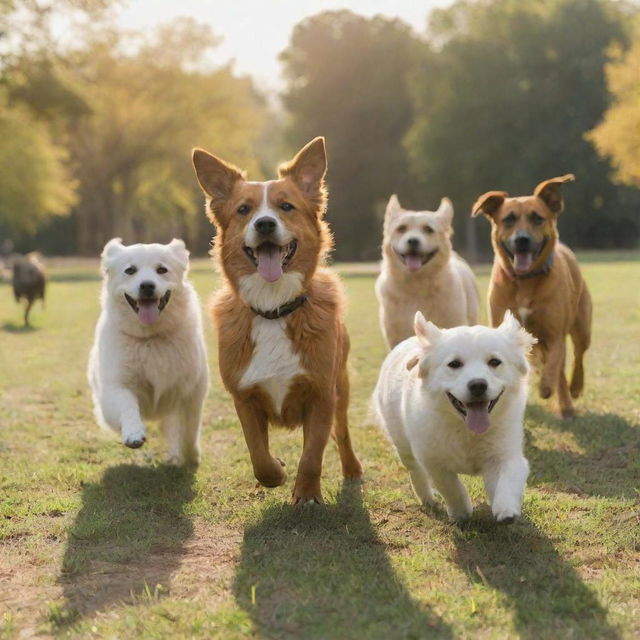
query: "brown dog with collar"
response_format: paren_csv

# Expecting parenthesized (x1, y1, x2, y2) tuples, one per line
(472, 175, 592, 418)
(192, 138, 362, 504)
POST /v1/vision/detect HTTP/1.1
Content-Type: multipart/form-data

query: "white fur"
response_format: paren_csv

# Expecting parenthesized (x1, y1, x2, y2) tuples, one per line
(88, 238, 208, 465)
(373, 312, 535, 522)
(243, 182, 294, 249)
(375, 195, 480, 349)
(239, 316, 304, 415)
(239, 271, 304, 312)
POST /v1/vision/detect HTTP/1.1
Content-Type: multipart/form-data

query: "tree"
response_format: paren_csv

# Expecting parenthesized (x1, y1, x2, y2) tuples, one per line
(588, 32, 640, 188)
(0, 91, 76, 235)
(281, 11, 420, 260)
(57, 20, 270, 254)
(407, 0, 640, 253)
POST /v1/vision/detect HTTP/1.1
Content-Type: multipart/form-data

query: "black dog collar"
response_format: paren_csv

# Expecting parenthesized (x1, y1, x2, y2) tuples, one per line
(251, 295, 308, 320)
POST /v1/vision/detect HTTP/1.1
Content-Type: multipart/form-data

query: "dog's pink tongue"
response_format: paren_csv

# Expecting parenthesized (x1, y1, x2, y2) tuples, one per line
(138, 301, 159, 325)
(256, 243, 282, 282)
(405, 254, 423, 272)
(465, 402, 490, 434)
(514, 252, 533, 274)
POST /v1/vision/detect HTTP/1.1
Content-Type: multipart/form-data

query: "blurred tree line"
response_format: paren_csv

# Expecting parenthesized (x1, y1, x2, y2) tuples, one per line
(282, 0, 640, 259)
(1, 0, 639, 259)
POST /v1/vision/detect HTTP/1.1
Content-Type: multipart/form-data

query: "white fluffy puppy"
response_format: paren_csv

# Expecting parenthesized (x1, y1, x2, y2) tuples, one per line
(375, 195, 479, 349)
(373, 311, 535, 522)
(88, 238, 208, 465)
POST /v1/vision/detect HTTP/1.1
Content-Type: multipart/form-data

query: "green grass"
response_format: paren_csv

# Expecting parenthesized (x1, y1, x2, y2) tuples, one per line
(1, 255, 639, 639)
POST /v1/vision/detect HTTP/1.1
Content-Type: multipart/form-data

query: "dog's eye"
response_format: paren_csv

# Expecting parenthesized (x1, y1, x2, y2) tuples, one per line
(396, 225, 407, 233)
(503, 213, 517, 226)
(280, 202, 295, 212)
(237, 204, 251, 215)
(530, 211, 544, 225)
(157, 265, 168, 275)
(447, 359, 463, 369)
(488, 358, 502, 368)
(124, 266, 137, 275)
(423, 225, 434, 234)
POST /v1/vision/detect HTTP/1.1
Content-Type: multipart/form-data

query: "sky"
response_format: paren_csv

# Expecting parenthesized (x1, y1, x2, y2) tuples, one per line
(113, 0, 453, 91)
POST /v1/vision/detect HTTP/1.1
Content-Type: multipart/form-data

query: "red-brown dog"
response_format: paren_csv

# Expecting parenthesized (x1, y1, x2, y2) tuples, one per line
(192, 137, 362, 503)
(472, 175, 592, 417)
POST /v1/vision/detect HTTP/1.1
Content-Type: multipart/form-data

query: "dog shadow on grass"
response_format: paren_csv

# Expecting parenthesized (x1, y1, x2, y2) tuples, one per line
(56, 464, 195, 626)
(451, 513, 621, 639)
(1, 321, 39, 333)
(234, 480, 453, 640)
(525, 404, 640, 499)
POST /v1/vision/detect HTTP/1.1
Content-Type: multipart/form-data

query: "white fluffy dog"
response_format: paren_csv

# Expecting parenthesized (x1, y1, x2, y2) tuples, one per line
(373, 311, 535, 522)
(375, 195, 479, 349)
(88, 238, 208, 465)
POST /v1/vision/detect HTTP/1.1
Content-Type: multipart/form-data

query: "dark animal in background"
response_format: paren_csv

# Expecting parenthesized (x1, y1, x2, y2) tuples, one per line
(12, 253, 46, 326)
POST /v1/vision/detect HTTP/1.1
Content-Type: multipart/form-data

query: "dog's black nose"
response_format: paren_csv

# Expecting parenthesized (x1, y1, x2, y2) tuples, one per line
(468, 378, 488, 398)
(139, 281, 156, 297)
(407, 237, 420, 250)
(514, 233, 531, 252)
(254, 217, 277, 236)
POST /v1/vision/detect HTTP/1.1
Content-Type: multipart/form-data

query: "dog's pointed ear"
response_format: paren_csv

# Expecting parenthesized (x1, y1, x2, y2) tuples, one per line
(279, 137, 327, 197)
(168, 238, 189, 271)
(471, 191, 508, 219)
(534, 174, 575, 214)
(498, 310, 537, 375)
(192, 148, 244, 223)
(386, 194, 402, 219)
(414, 311, 442, 347)
(436, 197, 454, 227)
(101, 238, 124, 269)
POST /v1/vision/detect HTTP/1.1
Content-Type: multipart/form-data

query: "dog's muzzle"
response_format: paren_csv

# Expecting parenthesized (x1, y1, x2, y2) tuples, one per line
(124, 290, 171, 325)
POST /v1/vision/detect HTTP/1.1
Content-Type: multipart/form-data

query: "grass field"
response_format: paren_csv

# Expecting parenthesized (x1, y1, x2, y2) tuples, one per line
(1, 255, 639, 639)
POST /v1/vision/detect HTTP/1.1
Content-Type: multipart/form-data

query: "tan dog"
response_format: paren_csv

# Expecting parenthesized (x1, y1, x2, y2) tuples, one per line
(192, 137, 362, 504)
(375, 195, 479, 349)
(472, 175, 592, 417)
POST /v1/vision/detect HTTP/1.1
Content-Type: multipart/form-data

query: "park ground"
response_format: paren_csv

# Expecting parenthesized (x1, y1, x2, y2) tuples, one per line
(0, 254, 639, 639)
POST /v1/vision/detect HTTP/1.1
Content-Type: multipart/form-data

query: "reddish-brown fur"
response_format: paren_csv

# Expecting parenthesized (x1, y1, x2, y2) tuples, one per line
(472, 175, 592, 418)
(192, 138, 362, 502)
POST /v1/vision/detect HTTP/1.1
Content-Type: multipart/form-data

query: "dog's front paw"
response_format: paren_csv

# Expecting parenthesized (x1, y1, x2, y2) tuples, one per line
(492, 503, 521, 524)
(291, 478, 323, 506)
(539, 384, 552, 399)
(122, 425, 146, 449)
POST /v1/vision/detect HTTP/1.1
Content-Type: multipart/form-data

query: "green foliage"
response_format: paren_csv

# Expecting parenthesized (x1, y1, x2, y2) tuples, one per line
(0, 92, 76, 235)
(407, 0, 640, 252)
(281, 10, 420, 260)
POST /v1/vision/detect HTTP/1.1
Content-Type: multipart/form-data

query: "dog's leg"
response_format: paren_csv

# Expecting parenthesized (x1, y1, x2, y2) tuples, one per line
(24, 299, 34, 326)
(399, 453, 434, 507)
(570, 286, 592, 399)
(538, 337, 565, 401)
(426, 465, 472, 521)
(557, 357, 575, 419)
(100, 387, 146, 448)
(484, 456, 529, 523)
(235, 399, 286, 488)
(332, 365, 363, 481)
(293, 397, 334, 504)
(161, 396, 201, 467)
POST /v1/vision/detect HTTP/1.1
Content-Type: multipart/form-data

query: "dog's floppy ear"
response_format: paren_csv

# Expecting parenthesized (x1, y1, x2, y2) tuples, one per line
(498, 310, 537, 375)
(534, 174, 575, 214)
(279, 136, 327, 198)
(168, 238, 190, 271)
(192, 148, 245, 223)
(436, 197, 454, 228)
(385, 194, 402, 219)
(471, 191, 508, 219)
(101, 238, 124, 270)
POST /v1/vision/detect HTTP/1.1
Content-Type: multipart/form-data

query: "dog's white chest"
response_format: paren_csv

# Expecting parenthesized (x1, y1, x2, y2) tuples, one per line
(239, 317, 304, 414)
